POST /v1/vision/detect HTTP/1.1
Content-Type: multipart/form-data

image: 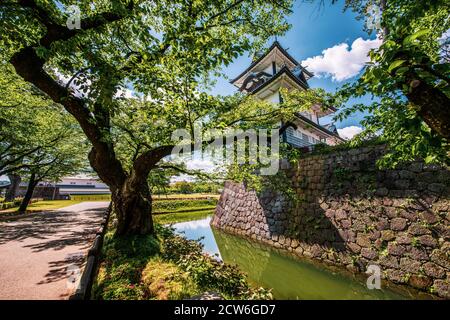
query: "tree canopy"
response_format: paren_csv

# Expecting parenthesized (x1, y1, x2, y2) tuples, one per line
(308, 0, 449, 167)
(0, 0, 296, 235)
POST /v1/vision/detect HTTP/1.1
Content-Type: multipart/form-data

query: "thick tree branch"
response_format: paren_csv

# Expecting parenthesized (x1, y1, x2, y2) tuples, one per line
(10, 47, 127, 187)
(16, 0, 134, 48)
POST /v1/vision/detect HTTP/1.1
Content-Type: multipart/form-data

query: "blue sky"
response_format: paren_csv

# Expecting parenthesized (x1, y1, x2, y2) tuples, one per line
(208, 0, 379, 134)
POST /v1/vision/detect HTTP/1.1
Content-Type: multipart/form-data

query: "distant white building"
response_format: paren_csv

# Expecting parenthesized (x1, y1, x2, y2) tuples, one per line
(16, 174, 111, 199)
(51, 174, 110, 196)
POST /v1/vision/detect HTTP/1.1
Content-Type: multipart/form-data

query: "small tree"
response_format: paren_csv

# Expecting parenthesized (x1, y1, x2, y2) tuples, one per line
(19, 127, 88, 212)
(18, 136, 88, 212)
(0, 65, 74, 175)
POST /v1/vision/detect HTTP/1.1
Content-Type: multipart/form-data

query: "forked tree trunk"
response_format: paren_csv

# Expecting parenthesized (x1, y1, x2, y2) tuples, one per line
(18, 173, 38, 213)
(113, 175, 154, 236)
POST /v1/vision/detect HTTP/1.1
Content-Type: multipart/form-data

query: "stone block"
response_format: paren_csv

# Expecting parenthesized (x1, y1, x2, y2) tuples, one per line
(381, 230, 395, 241)
(433, 280, 449, 299)
(423, 262, 446, 279)
(380, 256, 399, 268)
(387, 243, 406, 256)
(399, 257, 420, 273)
(418, 235, 438, 248)
(356, 234, 371, 248)
(390, 218, 407, 231)
(361, 248, 378, 260)
(408, 275, 433, 290)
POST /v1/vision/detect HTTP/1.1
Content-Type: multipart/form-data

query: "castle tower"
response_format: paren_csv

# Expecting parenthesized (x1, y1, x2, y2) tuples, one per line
(231, 41, 344, 148)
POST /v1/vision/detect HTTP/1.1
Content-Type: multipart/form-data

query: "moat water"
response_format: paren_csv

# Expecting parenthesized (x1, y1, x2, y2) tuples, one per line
(172, 216, 427, 300)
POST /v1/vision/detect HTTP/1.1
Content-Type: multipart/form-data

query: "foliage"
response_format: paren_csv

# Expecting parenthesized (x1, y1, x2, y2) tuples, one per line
(328, 0, 450, 168)
(225, 141, 301, 204)
(0, 0, 300, 233)
(159, 226, 272, 299)
(141, 259, 200, 300)
(0, 65, 83, 176)
(93, 231, 161, 300)
(0, 63, 89, 190)
(94, 224, 272, 300)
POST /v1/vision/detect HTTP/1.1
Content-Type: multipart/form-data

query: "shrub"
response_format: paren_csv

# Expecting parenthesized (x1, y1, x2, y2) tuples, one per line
(93, 225, 272, 300)
(142, 259, 200, 300)
(70, 194, 111, 201)
(159, 226, 272, 300)
(152, 199, 217, 212)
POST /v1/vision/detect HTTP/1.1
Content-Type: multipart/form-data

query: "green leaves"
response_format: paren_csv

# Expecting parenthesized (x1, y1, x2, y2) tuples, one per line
(388, 60, 407, 73)
(403, 29, 431, 46)
(0, 63, 88, 179)
(322, 0, 450, 168)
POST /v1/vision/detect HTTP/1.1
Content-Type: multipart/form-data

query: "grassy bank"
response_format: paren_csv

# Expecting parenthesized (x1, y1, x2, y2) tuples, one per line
(0, 195, 217, 217)
(152, 198, 217, 224)
(154, 209, 215, 224)
(92, 224, 271, 300)
(153, 198, 217, 213)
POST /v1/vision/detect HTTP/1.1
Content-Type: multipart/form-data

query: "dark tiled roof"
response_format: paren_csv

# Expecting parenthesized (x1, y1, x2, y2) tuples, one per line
(250, 66, 309, 94)
(230, 41, 313, 84)
(294, 113, 345, 141)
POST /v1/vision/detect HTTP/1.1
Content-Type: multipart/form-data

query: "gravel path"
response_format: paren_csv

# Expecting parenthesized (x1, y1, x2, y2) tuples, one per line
(0, 201, 109, 300)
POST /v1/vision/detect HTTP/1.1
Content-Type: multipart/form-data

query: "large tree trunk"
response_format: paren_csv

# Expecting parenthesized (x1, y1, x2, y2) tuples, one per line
(113, 175, 153, 236)
(406, 79, 450, 140)
(18, 173, 38, 213)
(5, 174, 21, 202)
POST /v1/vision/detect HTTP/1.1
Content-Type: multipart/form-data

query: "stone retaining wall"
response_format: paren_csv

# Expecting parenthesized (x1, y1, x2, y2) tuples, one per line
(212, 145, 450, 298)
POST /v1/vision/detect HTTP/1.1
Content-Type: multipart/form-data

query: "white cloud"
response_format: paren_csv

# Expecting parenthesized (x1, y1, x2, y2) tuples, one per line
(169, 157, 217, 183)
(186, 158, 216, 172)
(302, 37, 382, 81)
(337, 126, 363, 140)
(172, 216, 212, 231)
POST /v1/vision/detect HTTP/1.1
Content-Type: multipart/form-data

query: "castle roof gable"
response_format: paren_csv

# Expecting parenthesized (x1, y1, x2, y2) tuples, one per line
(231, 41, 313, 88)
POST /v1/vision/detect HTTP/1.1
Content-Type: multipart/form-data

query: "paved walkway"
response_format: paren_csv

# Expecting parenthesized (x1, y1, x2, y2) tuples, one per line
(0, 202, 109, 300)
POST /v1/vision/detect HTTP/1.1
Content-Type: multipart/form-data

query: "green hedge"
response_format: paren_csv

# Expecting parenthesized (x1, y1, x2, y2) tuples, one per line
(152, 199, 217, 213)
(70, 194, 111, 201)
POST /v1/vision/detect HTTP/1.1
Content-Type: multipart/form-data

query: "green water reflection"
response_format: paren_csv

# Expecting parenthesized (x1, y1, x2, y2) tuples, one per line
(172, 217, 413, 300)
(211, 228, 408, 300)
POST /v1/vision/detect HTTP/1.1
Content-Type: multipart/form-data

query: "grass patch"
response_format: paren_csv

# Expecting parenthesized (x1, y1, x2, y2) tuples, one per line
(93, 224, 272, 300)
(0, 200, 82, 214)
(142, 259, 200, 299)
(153, 210, 215, 224)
